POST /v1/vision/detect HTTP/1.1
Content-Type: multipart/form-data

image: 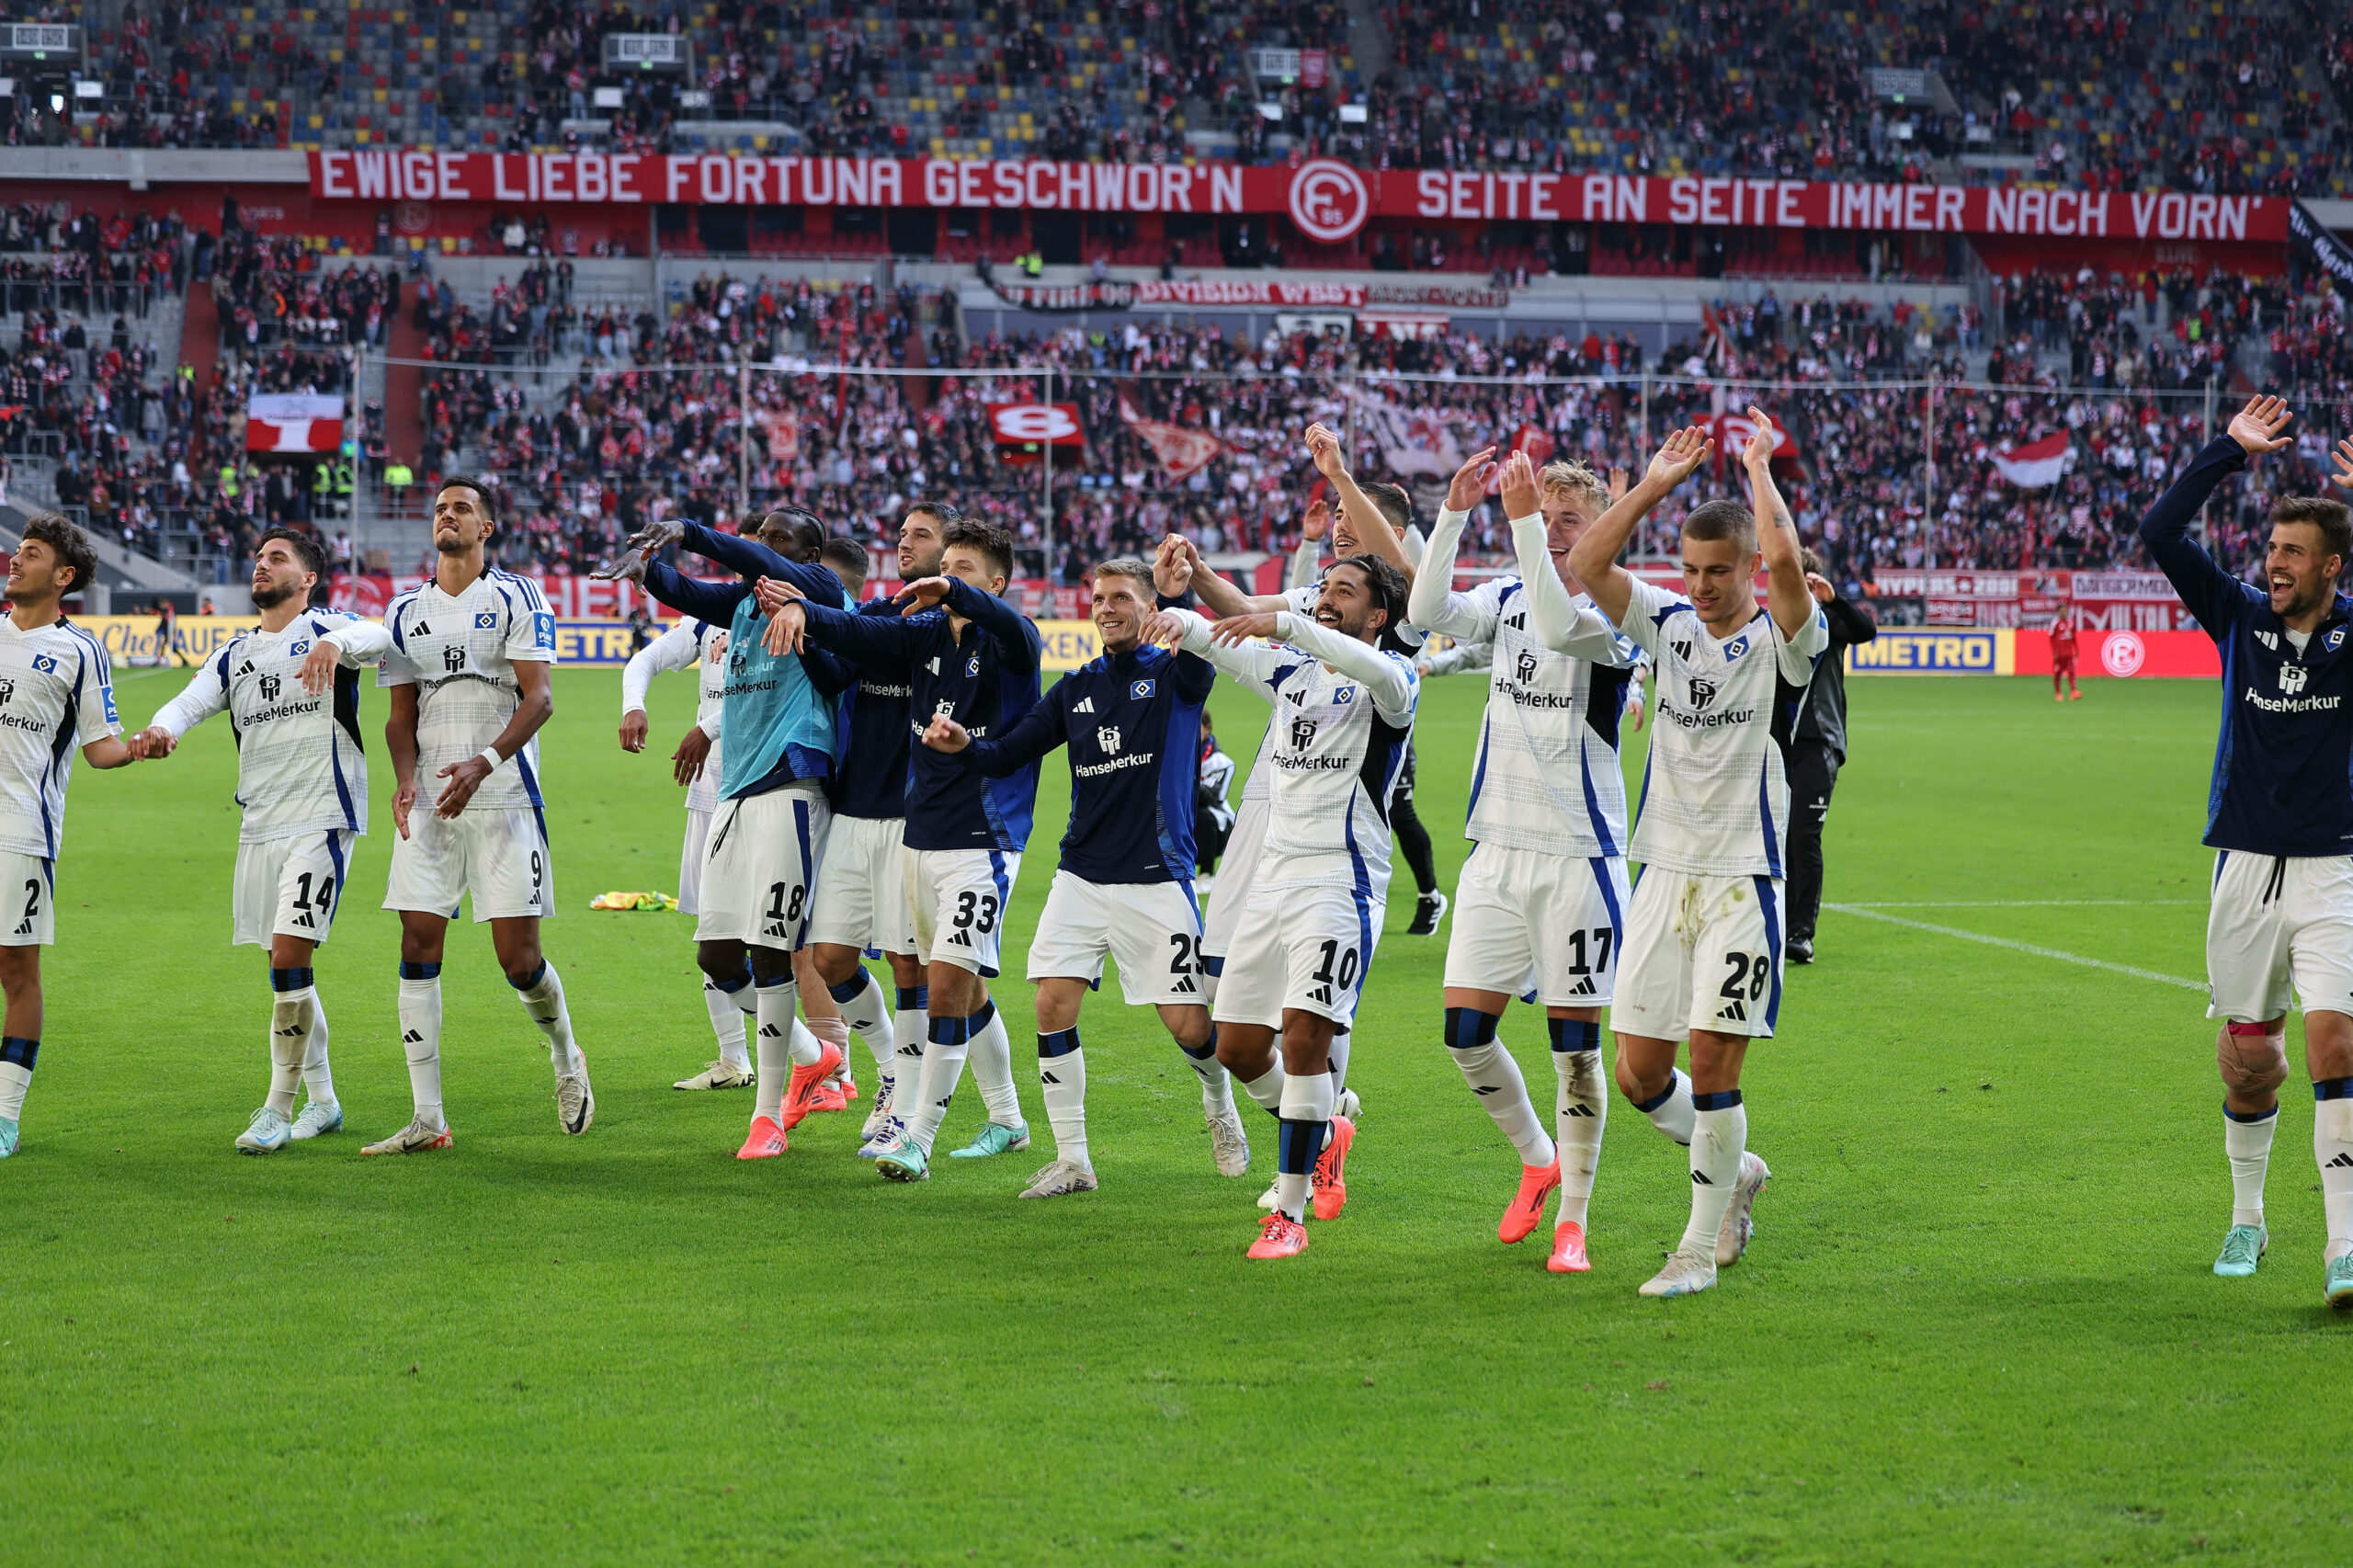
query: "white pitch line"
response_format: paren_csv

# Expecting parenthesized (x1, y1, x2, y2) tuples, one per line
(1833, 898, 2202, 909)
(1823, 904, 2207, 991)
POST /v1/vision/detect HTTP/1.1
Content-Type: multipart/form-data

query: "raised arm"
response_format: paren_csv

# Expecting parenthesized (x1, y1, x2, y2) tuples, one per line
(2138, 396, 2285, 635)
(797, 597, 926, 670)
(928, 693, 1070, 778)
(1561, 426, 1713, 631)
(1306, 422, 1414, 582)
(938, 577, 1042, 675)
(1408, 447, 1501, 640)
(642, 557, 753, 625)
(136, 651, 231, 755)
(1500, 449, 1645, 659)
(677, 518, 845, 603)
(1265, 610, 1415, 718)
(1287, 499, 1328, 591)
(1740, 407, 1814, 642)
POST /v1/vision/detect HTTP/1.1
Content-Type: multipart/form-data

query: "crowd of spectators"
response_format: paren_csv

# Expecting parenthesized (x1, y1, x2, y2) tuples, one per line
(21, 0, 2347, 201)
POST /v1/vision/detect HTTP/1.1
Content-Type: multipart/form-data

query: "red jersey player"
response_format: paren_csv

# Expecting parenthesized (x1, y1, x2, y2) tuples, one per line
(2050, 609, 2080, 700)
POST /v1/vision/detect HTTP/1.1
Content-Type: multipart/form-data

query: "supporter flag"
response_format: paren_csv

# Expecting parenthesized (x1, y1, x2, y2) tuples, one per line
(1339, 384, 1466, 477)
(1712, 409, 1800, 472)
(1117, 396, 1222, 481)
(246, 393, 345, 454)
(759, 410, 799, 465)
(1483, 424, 1556, 496)
(1991, 431, 2074, 489)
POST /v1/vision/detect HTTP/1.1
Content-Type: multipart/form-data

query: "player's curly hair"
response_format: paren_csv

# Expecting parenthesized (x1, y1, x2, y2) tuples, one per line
(1330, 551, 1408, 635)
(20, 511, 97, 598)
(258, 526, 329, 581)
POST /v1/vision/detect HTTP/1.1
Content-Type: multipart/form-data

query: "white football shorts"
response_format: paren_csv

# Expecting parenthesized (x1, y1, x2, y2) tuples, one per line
(1028, 869, 1206, 1006)
(2205, 850, 2353, 1023)
(905, 846, 1019, 977)
(0, 850, 55, 947)
(1610, 869, 1785, 1040)
(806, 812, 914, 956)
(384, 807, 552, 922)
(1211, 880, 1380, 1029)
(695, 784, 831, 949)
(676, 806, 712, 917)
(233, 828, 358, 948)
(1199, 794, 1269, 972)
(1445, 843, 1629, 1006)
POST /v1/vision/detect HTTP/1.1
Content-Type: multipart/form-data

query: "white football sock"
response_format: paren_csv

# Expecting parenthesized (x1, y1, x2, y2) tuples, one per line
(785, 1014, 825, 1069)
(967, 1000, 1024, 1127)
(267, 984, 316, 1117)
(887, 982, 926, 1111)
(513, 962, 582, 1077)
(1327, 1028, 1352, 1096)
(753, 979, 800, 1123)
(1038, 1028, 1088, 1169)
(1237, 1060, 1286, 1117)
(1636, 1067, 1696, 1145)
(905, 1008, 974, 1155)
(301, 993, 335, 1106)
(1181, 1032, 1234, 1113)
(398, 971, 445, 1131)
(1551, 1020, 1608, 1230)
(1680, 1097, 1748, 1256)
(702, 978, 749, 1072)
(0, 1038, 33, 1120)
(2224, 1107, 2277, 1229)
(1446, 1008, 1554, 1166)
(1275, 1069, 1336, 1222)
(832, 971, 896, 1073)
(2315, 1081, 2353, 1263)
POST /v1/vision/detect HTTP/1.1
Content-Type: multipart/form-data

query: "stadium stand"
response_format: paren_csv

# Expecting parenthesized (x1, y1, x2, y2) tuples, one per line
(20, 1, 2347, 198)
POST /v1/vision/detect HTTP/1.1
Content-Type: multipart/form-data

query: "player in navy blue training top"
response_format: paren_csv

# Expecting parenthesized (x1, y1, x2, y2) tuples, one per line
(760, 514, 1041, 1184)
(2137, 394, 2353, 1305)
(920, 554, 1251, 1199)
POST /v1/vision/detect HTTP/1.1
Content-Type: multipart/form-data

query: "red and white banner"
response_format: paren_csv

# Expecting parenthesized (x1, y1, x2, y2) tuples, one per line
(1990, 431, 2073, 488)
(1118, 396, 1222, 481)
(1870, 569, 2202, 631)
(1713, 409, 1801, 469)
(1131, 278, 1367, 308)
(2017, 629, 2220, 677)
(246, 393, 343, 454)
(306, 153, 2296, 244)
(987, 403, 1085, 458)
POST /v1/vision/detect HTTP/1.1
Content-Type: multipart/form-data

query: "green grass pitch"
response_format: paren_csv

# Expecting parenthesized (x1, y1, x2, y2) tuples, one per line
(2, 664, 2344, 1564)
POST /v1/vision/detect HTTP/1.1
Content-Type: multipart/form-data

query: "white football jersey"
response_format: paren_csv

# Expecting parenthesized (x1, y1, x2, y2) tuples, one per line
(0, 616, 121, 860)
(150, 611, 392, 843)
(1619, 577, 1828, 878)
(379, 570, 556, 811)
(1176, 608, 1418, 892)
(621, 619, 727, 813)
(1420, 574, 1642, 857)
(1238, 579, 1424, 806)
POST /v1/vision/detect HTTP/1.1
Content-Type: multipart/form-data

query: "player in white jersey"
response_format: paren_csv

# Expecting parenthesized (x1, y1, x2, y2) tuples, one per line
(1409, 449, 1647, 1274)
(620, 614, 751, 1086)
(0, 515, 138, 1158)
(130, 528, 391, 1154)
(364, 477, 593, 1154)
(1145, 551, 1420, 1259)
(1541, 415, 1829, 1298)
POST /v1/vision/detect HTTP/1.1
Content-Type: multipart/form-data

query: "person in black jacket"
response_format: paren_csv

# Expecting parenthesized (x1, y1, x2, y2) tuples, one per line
(1786, 549, 1878, 964)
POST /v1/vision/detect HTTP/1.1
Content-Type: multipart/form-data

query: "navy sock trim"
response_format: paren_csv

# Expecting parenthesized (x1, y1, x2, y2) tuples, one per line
(755, 974, 794, 991)
(269, 966, 315, 994)
(1444, 1006, 1500, 1051)
(930, 1013, 972, 1048)
(1633, 1080, 1679, 1114)
(1692, 1089, 1744, 1111)
(969, 998, 996, 1031)
(1548, 1017, 1600, 1053)
(829, 972, 872, 1006)
(1276, 1115, 1327, 1175)
(0, 1035, 35, 1070)
(904, 984, 930, 1011)
(2316, 1077, 2353, 1102)
(1039, 1028, 1081, 1059)
(506, 960, 548, 992)
(2224, 1103, 2280, 1123)
(716, 971, 754, 994)
(398, 960, 441, 982)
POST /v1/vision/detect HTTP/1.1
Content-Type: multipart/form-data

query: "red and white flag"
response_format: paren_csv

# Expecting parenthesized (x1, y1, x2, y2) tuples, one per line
(1117, 396, 1222, 481)
(246, 393, 345, 454)
(1991, 431, 2073, 488)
